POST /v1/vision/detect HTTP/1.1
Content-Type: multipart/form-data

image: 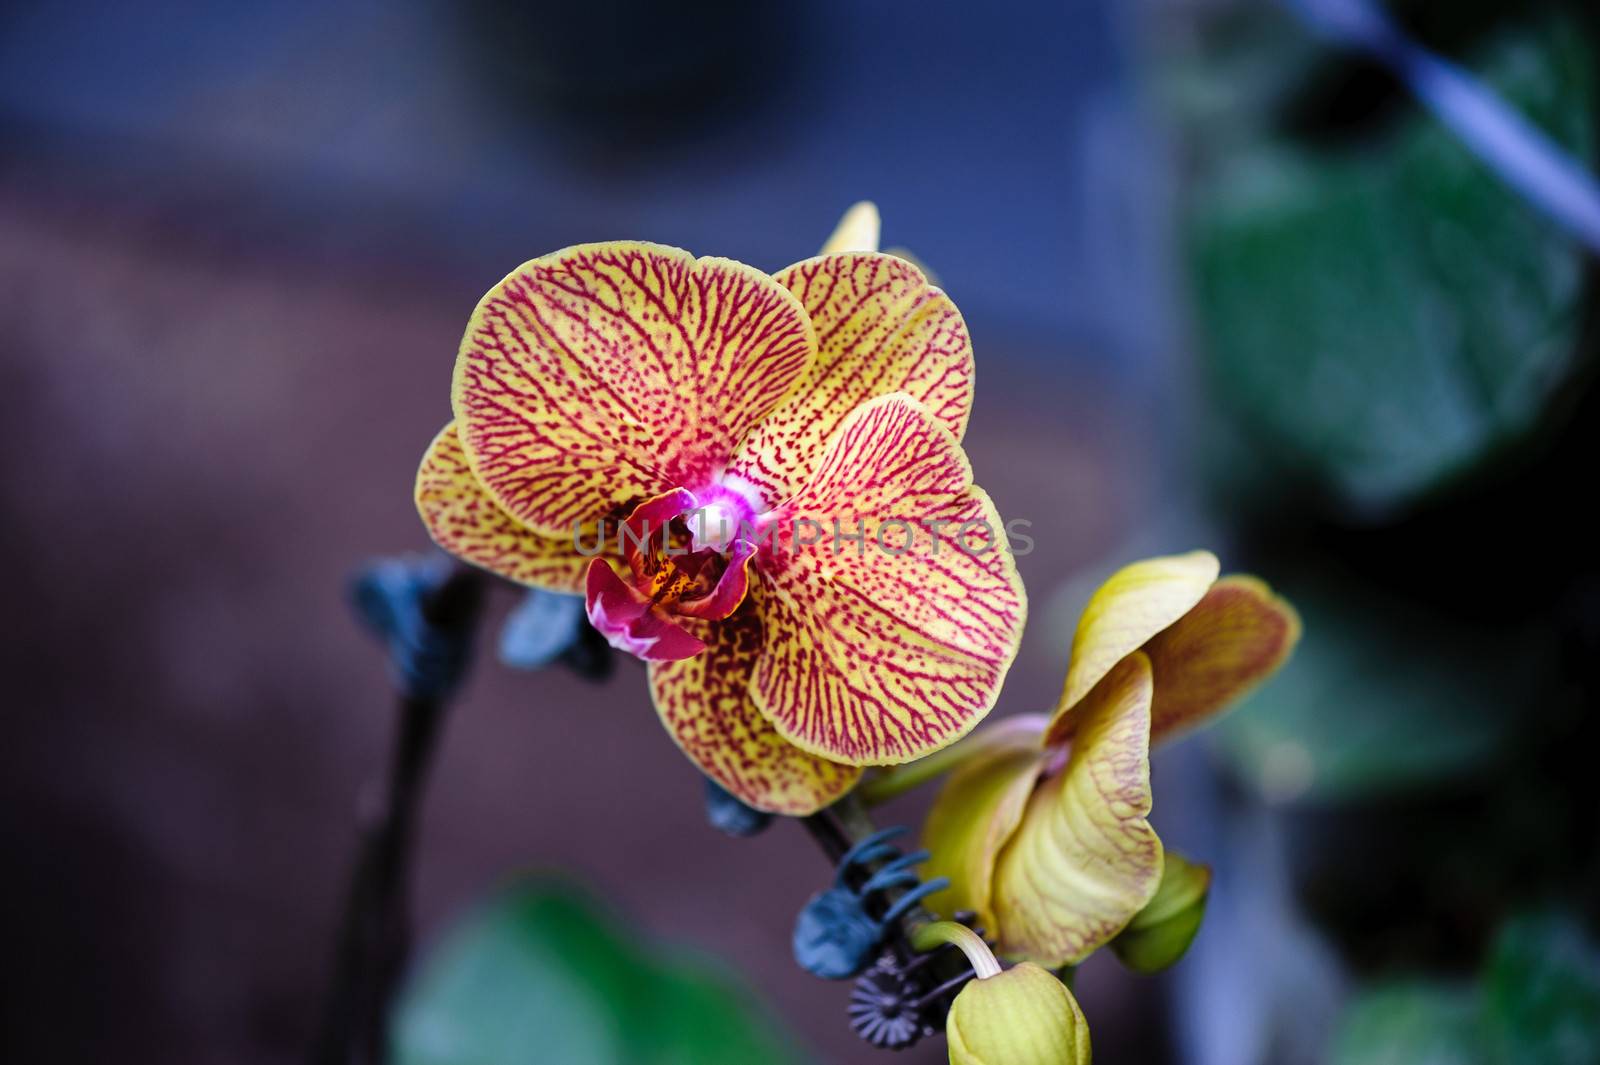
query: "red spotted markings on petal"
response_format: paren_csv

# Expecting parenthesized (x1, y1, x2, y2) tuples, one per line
(451, 243, 817, 537)
(750, 393, 1025, 766)
(414, 421, 598, 593)
(729, 253, 974, 507)
(649, 602, 863, 814)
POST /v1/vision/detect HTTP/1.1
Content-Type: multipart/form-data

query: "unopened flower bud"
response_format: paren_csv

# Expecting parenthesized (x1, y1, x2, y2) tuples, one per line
(946, 962, 1090, 1065)
(1110, 851, 1211, 974)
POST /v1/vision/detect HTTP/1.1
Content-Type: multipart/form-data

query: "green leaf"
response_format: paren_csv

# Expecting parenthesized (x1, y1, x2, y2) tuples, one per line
(1187, 16, 1595, 517)
(393, 880, 805, 1065)
(1215, 568, 1553, 801)
(1333, 983, 1480, 1065)
(1332, 911, 1600, 1065)
(1482, 912, 1600, 1065)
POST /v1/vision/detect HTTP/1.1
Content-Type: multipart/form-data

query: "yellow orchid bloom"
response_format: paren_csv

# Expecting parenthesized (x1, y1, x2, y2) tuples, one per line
(922, 551, 1298, 966)
(415, 205, 1025, 815)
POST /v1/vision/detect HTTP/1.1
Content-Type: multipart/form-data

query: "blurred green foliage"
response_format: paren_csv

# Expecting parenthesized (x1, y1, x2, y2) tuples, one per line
(1187, 15, 1595, 518)
(1166, 10, 1600, 1048)
(1333, 912, 1600, 1065)
(1215, 564, 1558, 801)
(1335, 984, 1480, 1065)
(393, 880, 804, 1065)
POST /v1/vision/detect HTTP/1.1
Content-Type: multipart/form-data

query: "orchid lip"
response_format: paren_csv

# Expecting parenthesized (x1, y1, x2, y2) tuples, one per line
(583, 485, 764, 663)
(583, 557, 707, 662)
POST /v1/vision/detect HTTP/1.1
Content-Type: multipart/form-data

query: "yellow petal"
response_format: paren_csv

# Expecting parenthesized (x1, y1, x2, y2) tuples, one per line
(993, 653, 1163, 966)
(648, 601, 861, 815)
(820, 201, 881, 254)
(1047, 551, 1219, 741)
(883, 246, 940, 287)
(1110, 851, 1211, 974)
(452, 242, 816, 536)
(727, 253, 974, 505)
(922, 731, 1049, 932)
(750, 394, 1026, 765)
(414, 421, 595, 593)
(946, 963, 1091, 1065)
(1146, 575, 1301, 745)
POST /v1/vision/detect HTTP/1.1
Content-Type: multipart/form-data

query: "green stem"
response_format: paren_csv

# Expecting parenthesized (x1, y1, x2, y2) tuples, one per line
(834, 791, 878, 842)
(858, 713, 1049, 806)
(910, 921, 1003, 979)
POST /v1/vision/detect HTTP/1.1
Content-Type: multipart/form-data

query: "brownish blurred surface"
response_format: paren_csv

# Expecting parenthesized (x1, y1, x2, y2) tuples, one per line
(0, 161, 1162, 1063)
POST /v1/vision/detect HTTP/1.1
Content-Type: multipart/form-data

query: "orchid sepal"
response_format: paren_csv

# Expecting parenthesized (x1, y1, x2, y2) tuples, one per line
(991, 652, 1163, 967)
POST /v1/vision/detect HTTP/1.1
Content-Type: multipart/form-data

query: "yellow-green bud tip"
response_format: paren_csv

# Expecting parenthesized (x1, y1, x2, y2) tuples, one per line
(946, 963, 1091, 1065)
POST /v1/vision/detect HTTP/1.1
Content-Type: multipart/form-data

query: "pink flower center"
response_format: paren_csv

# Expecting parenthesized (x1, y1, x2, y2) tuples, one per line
(582, 485, 760, 662)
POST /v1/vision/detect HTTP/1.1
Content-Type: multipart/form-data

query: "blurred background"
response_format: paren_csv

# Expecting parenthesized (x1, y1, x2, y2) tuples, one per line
(2, 1, 1597, 1062)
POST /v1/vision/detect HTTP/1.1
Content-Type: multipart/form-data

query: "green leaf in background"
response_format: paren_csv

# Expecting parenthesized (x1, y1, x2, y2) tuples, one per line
(393, 879, 806, 1065)
(1333, 911, 1600, 1065)
(1482, 913, 1600, 1065)
(1333, 983, 1480, 1065)
(1188, 16, 1595, 518)
(1215, 567, 1555, 802)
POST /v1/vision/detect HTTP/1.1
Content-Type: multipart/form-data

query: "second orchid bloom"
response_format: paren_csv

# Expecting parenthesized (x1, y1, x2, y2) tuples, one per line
(922, 550, 1299, 967)
(416, 206, 1026, 814)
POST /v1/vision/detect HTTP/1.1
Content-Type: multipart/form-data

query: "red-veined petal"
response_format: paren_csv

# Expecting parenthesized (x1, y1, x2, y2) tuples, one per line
(727, 253, 973, 507)
(921, 731, 1049, 932)
(414, 421, 594, 593)
(1045, 551, 1219, 743)
(648, 604, 862, 815)
(750, 393, 1025, 765)
(1145, 575, 1301, 744)
(452, 242, 816, 536)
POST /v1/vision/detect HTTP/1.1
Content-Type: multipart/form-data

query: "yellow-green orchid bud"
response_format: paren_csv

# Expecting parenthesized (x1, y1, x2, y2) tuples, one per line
(820, 200, 881, 253)
(947, 963, 1091, 1065)
(1111, 851, 1211, 974)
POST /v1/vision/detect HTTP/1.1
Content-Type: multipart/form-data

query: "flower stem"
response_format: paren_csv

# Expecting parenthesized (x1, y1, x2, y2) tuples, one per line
(857, 713, 1049, 806)
(311, 562, 486, 1065)
(834, 790, 879, 841)
(910, 921, 1003, 979)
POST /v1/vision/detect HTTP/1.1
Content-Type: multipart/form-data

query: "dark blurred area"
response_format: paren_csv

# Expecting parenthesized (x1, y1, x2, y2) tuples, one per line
(2, 1, 1598, 1063)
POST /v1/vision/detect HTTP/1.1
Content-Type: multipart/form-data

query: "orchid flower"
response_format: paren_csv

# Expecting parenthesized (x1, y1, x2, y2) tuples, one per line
(921, 551, 1298, 966)
(415, 205, 1025, 815)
